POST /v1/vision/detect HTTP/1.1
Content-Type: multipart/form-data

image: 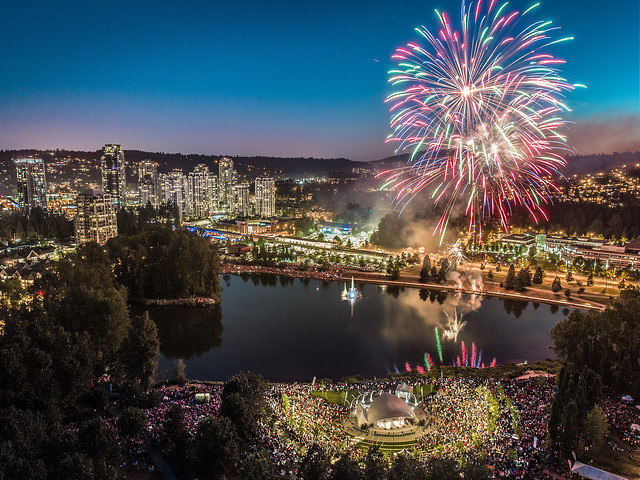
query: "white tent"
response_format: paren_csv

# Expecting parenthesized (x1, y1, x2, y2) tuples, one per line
(571, 461, 629, 480)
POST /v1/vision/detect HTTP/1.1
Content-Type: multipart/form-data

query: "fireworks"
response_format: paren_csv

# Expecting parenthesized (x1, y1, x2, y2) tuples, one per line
(446, 242, 469, 269)
(382, 0, 580, 240)
(435, 327, 443, 362)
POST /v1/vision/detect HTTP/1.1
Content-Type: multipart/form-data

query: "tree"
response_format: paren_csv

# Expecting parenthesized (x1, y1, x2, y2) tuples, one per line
(107, 226, 222, 301)
(587, 272, 594, 286)
(243, 451, 276, 480)
(551, 277, 562, 293)
(164, 404, 192, 465)
(300, 443, 331, 480)
(566, 269, 574, 282)
(77, 417, 120, 478)
(564, 288, 571, 298)
(118, 407, 147, 437)
(363, 445, 389, 480)
(561, 400, 579, 453)
(515, 268, 531, 292)
(426, 457, 460, 480)
(173, 359, 187, 386)
(220, 371, 267, 440)
(194, 416, 240, 478)
(390, 451, 425, 480)
(462, 458, 492, 479)
(0, 316, 93, 415)
(419, 255, 431, 283)
(330, 451, 363, 480)
(532, 266, 543, 284)
(121, 312, 160, 390)
(583, 405, 609, 446)
(40, 242, 131, 365)
(504, 264, 516, 290)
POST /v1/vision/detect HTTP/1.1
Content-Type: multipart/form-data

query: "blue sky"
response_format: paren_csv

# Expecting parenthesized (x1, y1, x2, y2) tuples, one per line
(0, 0, 638, 160)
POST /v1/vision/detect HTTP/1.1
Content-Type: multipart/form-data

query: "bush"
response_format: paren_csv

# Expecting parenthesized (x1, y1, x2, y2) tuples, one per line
(577, 287, 585, 294)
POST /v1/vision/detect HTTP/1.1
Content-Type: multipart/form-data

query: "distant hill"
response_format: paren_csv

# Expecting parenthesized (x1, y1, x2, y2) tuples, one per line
(563, 151, 640, 176)
(0, 148, 637, 179)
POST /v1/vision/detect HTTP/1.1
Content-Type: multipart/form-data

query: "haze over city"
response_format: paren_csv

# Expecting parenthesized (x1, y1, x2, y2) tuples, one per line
(0, 0, 638, 161)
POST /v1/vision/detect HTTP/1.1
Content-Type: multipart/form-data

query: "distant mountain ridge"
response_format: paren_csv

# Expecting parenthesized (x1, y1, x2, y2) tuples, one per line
(0, 149, 637, 177)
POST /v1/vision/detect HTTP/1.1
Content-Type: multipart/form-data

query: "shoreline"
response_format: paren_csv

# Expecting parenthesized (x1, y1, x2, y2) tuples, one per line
(341, 271, 607, 312)
(130, 297, 217, 306)
(221, 262, 607, 311)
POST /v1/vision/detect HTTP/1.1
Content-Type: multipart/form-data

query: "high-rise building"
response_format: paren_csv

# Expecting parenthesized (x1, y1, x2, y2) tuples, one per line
(74, 189, 118, 245)
(255, 177, 276, 218)
(209, 175, 219, 210)
(138, 160, 159, 208)
(230, 184, 250, 217)
(218, 157, 237, 209)
(15, 157, 48, 214)
(164, 169, 186, 217)
(186, 164, 214, 219)
(101, 144, 127, 208)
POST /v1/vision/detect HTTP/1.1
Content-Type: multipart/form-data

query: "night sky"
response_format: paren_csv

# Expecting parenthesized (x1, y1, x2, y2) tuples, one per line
(1, 0, 638, 161)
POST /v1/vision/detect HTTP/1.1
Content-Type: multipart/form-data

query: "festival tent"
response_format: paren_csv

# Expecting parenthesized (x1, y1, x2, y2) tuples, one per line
(195, 393, 210, 403)
(621, 395, 633, 404)
(396, 383, 412, 401)
(367, 393, 415, 425)
(570, 461, 629, 480)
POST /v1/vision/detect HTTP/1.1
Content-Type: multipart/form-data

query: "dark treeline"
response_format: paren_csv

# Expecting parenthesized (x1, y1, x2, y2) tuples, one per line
(0, 208, 73, 242)
(372, 201, 640, 249)
(107, 226, 221, 300)
(109, 205, 221, 300)
(508, 202, 640, 240)
(548, 290, 640, 453)
(0, 242, 160, 478)
(550, 290, 640, 396)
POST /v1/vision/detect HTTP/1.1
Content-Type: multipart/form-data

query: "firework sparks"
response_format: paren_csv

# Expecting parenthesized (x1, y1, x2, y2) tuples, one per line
(381, 0, 580, 241)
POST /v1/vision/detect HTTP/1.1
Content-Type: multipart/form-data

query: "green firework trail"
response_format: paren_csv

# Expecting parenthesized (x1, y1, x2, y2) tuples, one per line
(435, 327, 443, 362)
(424, 353, 431, 371)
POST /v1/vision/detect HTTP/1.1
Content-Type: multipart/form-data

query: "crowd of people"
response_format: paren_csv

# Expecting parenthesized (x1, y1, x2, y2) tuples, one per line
(601, 396, 640, 453)
(221, 261, 346, 281)
(145, 383, 223, 440)
(100, 375, 639, 479)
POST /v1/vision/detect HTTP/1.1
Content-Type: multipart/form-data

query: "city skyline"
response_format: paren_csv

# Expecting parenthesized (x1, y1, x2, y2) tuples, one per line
(0, 0, 638, 161)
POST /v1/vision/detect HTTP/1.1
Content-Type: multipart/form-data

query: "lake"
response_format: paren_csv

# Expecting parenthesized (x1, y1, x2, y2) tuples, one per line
(137, 274, 568, 383)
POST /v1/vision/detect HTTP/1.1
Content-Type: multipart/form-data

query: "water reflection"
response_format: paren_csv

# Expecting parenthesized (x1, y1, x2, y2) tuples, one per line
(151, 275, 565, 382)
(138, 305, 223, 359)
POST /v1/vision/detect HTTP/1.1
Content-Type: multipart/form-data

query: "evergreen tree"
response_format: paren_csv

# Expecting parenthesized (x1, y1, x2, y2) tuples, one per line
(194, 416, 240, 478)
(122, 312, 160, 390)
(419, 255, 431, 283)
(551, 277, 562, 293)
(532, 266, 543, 284)
(561, 400, 579, 453)
(504, 264, 516, 290)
